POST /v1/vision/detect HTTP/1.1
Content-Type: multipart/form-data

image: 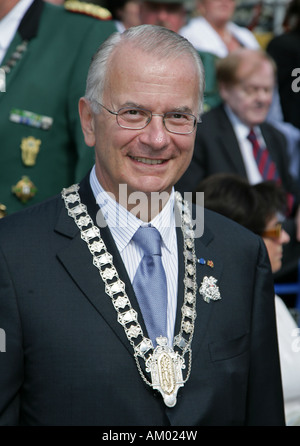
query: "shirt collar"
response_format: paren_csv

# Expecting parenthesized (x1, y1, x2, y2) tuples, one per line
(89, 166, 175, 254)
(0, 0, 34, 54)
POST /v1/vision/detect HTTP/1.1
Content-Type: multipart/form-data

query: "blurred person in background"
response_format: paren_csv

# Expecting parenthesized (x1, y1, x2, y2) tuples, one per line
(179, 0, 259, 110)
(180, 0, 300, 174)
(180, 0, 259, 57)
(176, 48, 300, 284)
(102, 0, 141, 31)
(0, 0, 115, 216)
(139, 0, 187, 32)
(139, 0, 220, 110)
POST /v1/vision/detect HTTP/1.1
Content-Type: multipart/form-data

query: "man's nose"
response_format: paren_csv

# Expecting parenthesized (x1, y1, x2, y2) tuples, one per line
(257, 88, 272, 103)
(140, 115, 170, 148)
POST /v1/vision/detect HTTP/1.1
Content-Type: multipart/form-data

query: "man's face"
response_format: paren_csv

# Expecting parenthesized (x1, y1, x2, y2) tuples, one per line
(200, 0, 236, 26)
(220, 60, 275, 126)
(140, 2, 186, 32)
(80, 45, 199, 201)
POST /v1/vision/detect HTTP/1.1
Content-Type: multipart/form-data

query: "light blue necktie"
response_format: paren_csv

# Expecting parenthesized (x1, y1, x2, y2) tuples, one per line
(132, 226, 168, 346)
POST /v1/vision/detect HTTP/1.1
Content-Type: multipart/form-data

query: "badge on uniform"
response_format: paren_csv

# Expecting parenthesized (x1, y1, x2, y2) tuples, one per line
(20, 136, 41, 166)
(199, 276, 221, 303)
(10, 109, 53, 130)
(0, 204, 7, 219)
(12, 176, 37, 203)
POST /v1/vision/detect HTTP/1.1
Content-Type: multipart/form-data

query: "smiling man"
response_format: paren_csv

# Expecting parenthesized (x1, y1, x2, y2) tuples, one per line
(0, 26, 285, 425)
(79, 28, 200, 216)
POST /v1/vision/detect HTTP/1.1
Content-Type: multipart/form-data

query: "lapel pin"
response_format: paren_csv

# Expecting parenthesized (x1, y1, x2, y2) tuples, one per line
(198, 258, 214, 268)
(199, 276, 221, 303)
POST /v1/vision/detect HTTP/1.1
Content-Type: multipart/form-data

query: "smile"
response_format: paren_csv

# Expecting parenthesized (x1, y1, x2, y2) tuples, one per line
(130, 156, 165, 165)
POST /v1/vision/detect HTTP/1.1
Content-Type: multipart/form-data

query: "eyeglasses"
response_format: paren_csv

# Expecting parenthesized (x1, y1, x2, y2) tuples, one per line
(94, 102, 199, 135)
(262, 223, 282, 240)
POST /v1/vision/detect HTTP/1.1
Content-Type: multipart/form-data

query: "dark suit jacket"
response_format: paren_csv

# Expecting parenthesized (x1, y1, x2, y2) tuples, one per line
(0, 0, 115, 215)
(176, 104, 300, 206)
(0, 174, 285, 425)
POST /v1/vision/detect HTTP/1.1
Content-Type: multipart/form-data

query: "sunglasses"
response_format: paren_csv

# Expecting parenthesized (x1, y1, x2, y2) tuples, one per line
(262, 223, 282, 240)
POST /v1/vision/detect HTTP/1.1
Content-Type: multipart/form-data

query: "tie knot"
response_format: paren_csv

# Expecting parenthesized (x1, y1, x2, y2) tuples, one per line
(133, 226, 162, 256)
(247, 128, 257, 143)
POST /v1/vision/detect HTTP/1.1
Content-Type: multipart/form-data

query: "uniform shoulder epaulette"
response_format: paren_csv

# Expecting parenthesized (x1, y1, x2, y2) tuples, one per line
(64, 1, 112, 20)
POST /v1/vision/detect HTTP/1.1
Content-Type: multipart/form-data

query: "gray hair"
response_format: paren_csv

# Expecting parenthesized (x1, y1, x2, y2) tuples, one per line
(84, 24, 205, 117)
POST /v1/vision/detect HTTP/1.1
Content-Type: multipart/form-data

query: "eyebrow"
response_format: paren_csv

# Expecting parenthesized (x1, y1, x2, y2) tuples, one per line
(119, 102, 194, 114)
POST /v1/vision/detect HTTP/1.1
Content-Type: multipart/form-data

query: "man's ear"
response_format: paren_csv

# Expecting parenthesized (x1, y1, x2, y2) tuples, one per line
(79, 97, 96, 147)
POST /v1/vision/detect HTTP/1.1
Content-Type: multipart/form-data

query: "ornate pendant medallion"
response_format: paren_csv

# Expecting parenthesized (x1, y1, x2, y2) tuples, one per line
(146, 336, 185, 407)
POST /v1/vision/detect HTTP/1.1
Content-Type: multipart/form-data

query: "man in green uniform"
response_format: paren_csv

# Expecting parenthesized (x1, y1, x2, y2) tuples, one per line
(0, 0, 116, 216)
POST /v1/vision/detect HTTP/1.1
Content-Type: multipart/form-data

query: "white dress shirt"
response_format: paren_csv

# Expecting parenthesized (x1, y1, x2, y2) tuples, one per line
(225, 105, 265, 184)
(0, 0, 34, 64)
(89, 166, 178, 345)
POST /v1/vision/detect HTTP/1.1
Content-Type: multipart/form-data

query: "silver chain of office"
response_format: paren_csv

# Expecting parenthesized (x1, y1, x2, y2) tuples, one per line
(62, 184, 198, 407)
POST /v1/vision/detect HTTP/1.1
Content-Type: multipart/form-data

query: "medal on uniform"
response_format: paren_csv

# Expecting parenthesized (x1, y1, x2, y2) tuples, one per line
(12, 176, 37, 203)
(10, 109, 53, 131)
(0, 204, 7, 218)
(20, 136, 41, 166)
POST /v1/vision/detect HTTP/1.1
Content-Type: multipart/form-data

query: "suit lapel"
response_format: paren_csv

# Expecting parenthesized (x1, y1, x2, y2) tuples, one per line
(216, 106, 248, 176)
(167, 212, 223, 424)
(193, 229, 223, 358)
(174, 206, 223, 359)
(1, 0, 44, 100)
(260, 124, 281, 167)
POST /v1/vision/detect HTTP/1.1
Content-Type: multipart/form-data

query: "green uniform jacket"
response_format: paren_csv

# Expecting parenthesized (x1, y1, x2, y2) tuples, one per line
(0, 0, 116, 215)
(198, 51, 221, 113)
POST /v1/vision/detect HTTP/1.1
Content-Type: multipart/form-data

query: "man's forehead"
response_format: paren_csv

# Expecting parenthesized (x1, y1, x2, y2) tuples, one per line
(237, 58, 273, 80)
(110, 43, 190, 71)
